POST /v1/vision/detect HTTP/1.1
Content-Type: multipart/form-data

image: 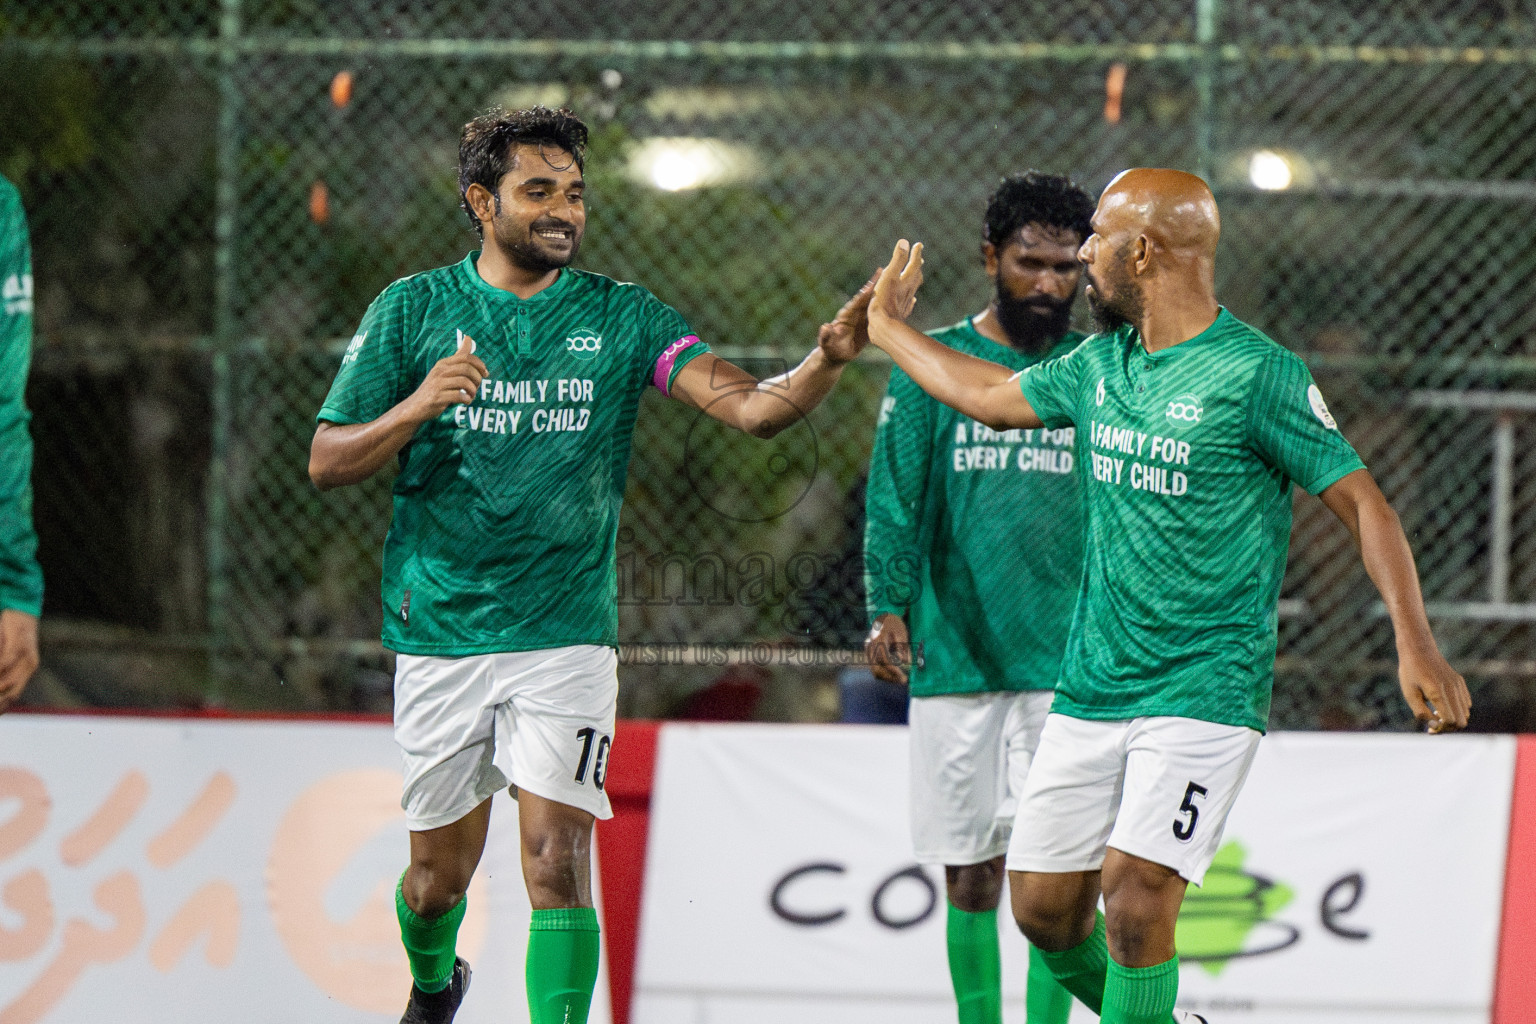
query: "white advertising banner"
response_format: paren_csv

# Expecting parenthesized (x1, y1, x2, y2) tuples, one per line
(0, 715, 612, 1024)
(632, 724, 1513, 1024)
(1177, 732, 1513, 1023)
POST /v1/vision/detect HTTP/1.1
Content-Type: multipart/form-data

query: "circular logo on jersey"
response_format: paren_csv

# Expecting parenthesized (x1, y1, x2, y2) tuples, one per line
(1166, 393, 1204, 424)
(566, 327, 602, 360)
(1307, 384, 1338, 430)
(1095, 377, 1106, 407)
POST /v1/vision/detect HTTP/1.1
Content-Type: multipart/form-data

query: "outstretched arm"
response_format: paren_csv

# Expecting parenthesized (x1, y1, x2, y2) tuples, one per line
(866, 240, 1043, 431)
(309, 333, 488, 489)
(1319, 468, 1471, 733)
(669, 273, 877, 438)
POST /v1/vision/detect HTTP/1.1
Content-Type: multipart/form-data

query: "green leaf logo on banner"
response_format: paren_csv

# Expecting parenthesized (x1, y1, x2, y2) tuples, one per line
(1175, 841, 1298, 976)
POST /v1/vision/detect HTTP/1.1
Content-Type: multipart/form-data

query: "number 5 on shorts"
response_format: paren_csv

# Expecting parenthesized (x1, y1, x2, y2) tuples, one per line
(574, 727, 611, 790)
(1172, 781, 1208, 842)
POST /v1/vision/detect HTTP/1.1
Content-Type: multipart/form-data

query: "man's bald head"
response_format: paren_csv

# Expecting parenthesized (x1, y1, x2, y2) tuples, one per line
(1097, 168, 1220, 258)
(1078, 168, 1221, 336)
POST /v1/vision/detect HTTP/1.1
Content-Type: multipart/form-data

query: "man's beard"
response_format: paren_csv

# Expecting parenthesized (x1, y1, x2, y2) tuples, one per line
(1086, 268, 1143, 334)
(493, 215, 581, 274)
(994, 286, 1073, 352)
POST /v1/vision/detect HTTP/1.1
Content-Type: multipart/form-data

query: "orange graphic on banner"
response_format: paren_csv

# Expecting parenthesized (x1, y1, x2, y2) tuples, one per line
(0, 767, 239, 1024)
(148, 773, 237, 869)
(149, 881, 240, 970)
(0, 873, 145, 1024)
(0, 872, 52, 961)
(60, 772, 149, 867)
(265, 769, 488, 1014)
(0, 769, 50, 860)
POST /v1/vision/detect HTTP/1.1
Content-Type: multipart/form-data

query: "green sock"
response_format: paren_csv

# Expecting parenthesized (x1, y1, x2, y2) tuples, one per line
(1102, 955, 1180, 1024)
(395, 873, 466, 994)
(946, 903, 1002, 1024)
(526, 907, 601, 1024)
(1026, 943, 1075, 1024)
(1035, 910, 1108, 1015)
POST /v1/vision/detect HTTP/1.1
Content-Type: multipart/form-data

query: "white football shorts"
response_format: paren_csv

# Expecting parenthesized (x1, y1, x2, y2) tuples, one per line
(908, 689, 1055, 865)
(1005, 713, 1261, 886)
(393, 645, 618, 830)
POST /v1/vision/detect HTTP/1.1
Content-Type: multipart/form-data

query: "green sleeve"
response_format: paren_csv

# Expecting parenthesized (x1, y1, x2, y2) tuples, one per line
(863, 365, 931, 622)
(0, 179, 42, 616)
(641, 296, 708, 396)
(1245, 350, 1365, 495)
(317, 281, 416, 425)
(1017, 343, 1085, 428)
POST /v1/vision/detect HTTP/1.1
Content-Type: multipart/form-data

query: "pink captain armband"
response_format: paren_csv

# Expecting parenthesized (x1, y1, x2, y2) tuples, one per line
(652, 335, 704, 396)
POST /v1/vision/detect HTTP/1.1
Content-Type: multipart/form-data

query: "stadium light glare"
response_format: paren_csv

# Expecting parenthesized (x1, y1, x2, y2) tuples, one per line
(651, 147, 710, 191)
(628, 137, 758, 191)
(1249, 150, 1293, 191)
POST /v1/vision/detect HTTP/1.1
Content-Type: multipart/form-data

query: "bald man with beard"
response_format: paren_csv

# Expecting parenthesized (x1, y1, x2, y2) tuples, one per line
(863, 169, 1470, 1023)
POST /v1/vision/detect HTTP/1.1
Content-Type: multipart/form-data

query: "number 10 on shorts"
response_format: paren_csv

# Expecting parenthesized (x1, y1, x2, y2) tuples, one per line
(1172, 781, 1208, 842)
(575, 727, 611, 790)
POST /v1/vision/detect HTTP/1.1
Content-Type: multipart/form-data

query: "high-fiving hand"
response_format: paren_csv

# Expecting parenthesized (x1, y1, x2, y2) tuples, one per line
(817, 270, 879, 365)
(870, 239, 925, 325)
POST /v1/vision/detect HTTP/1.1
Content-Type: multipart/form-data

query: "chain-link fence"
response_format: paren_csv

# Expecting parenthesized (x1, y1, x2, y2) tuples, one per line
(5, 0, 1536, 727)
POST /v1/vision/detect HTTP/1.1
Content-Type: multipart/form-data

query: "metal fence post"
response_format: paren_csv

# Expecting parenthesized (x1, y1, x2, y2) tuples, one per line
(1195, 0, 1220, 183)
(206, 0, 243, 706)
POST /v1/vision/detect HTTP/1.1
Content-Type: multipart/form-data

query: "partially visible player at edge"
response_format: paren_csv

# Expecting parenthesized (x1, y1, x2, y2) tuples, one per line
(865, 168, 1470, 1024)
(0, 174, 42, 715)
(864, 172, 1092, 1024)
(309, 107, 874, 1024)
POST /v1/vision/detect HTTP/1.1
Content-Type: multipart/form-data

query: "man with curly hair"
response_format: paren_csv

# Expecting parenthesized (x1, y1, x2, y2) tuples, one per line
(310, 106, 873, 1024)
(864, 172, 1094, 1024)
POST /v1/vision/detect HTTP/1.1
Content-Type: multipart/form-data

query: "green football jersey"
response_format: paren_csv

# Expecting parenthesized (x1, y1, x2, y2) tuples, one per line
(0, 176, 41, 617)
(318, 252, 710, 655)
(1018, 308, 1364, 731)
(865, 320, 1085, 697)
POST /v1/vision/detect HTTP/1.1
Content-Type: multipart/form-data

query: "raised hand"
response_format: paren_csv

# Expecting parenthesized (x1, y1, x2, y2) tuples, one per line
(407, 331, 489, 422)
(817, 270, 879, 365)
(870, 239, 925, 327)
(865, 613, 913, 685)
(1399, 645, 1471, 734)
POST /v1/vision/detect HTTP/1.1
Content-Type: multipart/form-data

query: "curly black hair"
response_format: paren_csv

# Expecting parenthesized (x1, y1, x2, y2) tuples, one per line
(458, 106, 589, 237)
(983, 171, 1095, 249)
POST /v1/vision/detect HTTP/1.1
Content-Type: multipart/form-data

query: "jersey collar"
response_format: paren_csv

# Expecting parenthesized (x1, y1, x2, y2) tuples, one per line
(458, 250, 577, 304)
(1128, 306, 1234, 360)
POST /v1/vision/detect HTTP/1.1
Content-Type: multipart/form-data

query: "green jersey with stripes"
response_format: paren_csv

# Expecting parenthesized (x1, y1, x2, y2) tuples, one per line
(1018, 308, 1364, 731)
(865, 320, 1086, 696)
(318, 252, 709, 655)
(0, 176, 41, 617)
